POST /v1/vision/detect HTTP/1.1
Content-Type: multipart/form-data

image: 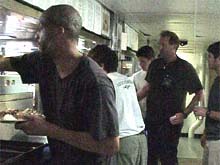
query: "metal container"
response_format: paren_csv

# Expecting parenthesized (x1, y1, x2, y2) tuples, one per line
(0, 140, 48, 165)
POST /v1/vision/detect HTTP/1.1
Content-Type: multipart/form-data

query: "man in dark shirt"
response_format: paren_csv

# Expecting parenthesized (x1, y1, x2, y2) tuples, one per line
(138, 30, 203, 165)
(194, 41, 220, 165)
(0, 5, 119, 165)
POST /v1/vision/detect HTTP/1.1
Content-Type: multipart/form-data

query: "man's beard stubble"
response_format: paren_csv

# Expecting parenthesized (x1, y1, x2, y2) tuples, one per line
(39, 38, 57, 58)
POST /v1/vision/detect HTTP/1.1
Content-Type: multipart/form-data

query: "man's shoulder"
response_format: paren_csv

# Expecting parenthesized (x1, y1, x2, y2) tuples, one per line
(151, 58, 163, 64)
(176, 57, 194, 68)
(132, 70, 146, 80)
(20, 51, 53, 66)
(18, 51, 41, 61)
(79, 56, 103, 75)
(133, 70, 145, 76)
(150, 58, 164, 67)
(108, 72, 128, 84)
(80, 57, 113, 87)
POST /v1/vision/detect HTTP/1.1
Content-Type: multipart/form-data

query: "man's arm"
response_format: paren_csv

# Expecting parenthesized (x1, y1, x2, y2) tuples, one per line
(194, 108, 220, 121)
(52, 125, 119, 156)
(170, 89, 204, 125)
(207, 111, 220, 121)
(0, 56, 14, 71)
(184, 89, 204, 115)
(137, 81, 150, 101)
(200, 130, 206, 148)
(15, 115, 119, 156)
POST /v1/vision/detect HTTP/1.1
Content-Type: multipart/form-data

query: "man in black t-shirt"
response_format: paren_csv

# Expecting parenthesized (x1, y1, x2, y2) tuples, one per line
(194, 41, 220, 165)
(0, 5, 119, 165)
(138, 31, 203, 165)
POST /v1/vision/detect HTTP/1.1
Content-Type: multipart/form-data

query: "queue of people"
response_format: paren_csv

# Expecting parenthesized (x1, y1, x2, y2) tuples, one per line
(0, 4, 219, 165)
(88, 45, 147, 165)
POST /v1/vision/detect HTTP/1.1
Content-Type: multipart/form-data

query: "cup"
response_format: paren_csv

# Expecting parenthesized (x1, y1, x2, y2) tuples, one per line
(194, 101, 204, 120)
(169, 115, 177, 123)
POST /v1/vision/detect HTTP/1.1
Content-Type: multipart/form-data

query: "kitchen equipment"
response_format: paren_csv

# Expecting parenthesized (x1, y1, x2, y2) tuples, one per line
(0, 140, 48, 165)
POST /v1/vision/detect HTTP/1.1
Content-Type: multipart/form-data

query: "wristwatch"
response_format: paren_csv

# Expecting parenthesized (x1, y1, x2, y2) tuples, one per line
(206, 110, 211, 117)
(182, 112, 188, 119)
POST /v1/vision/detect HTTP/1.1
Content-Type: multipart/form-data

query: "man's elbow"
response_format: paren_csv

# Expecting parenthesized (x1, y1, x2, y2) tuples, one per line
(0, 57, 14, 71)
(101, 136, 119, 156)
(108, 137, 120, 155)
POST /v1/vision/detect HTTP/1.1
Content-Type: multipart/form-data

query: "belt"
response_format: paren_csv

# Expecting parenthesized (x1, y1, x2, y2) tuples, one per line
(138, 130, 145, 135)
(120, 131, 146, 139)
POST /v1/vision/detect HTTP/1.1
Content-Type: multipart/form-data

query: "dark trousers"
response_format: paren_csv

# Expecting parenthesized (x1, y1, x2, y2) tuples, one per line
(147, 123, 182, 165)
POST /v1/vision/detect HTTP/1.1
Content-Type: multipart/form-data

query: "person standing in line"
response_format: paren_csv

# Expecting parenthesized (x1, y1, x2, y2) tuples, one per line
(0, 5, 119, 165)
(88, 45, 147, 165)
(193, 41, 220, 165)
(137, 30, 204, 165)
(132, 45, 155, 120)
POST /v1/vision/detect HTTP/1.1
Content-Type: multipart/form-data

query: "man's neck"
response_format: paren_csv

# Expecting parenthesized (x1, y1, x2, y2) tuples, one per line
(54, 51, 82, 79)
(164, 53, 177, 63)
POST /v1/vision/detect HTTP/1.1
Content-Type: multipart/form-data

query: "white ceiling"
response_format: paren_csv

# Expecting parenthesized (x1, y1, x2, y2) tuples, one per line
(98, 0, 220, 53)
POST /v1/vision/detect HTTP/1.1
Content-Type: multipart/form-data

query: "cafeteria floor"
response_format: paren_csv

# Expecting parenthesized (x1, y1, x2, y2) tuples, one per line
(177, 137, 203, 165)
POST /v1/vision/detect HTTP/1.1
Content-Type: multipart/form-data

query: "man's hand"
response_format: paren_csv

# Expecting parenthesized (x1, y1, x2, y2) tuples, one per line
(169, 113, 184, 125)
(200, 133, 206, 148)
(15, 115, 52, 136)
(137, 81, 150, 101)
(193, 107, 207, 117)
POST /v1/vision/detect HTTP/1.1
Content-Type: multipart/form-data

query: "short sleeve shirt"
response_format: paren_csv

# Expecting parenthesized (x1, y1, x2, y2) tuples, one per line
(10, 51, 119, 164)
(206, 76, 220, 140)
(145, 57, 203, 125)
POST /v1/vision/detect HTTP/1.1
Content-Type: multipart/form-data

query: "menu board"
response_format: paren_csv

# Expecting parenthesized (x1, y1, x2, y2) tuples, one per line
(93, 1, 102, 35)
(22, 0, 78, 10)
(21, 0, 111, 38)
(79, 0, 87, 28)
(125, 24, 138, 51)
(76, 0, 83, 21)
(86, 0, 95, 32)
(131, 29, 138, 51)
(121, 32, 128, 51)
(101, 8, 110, 37)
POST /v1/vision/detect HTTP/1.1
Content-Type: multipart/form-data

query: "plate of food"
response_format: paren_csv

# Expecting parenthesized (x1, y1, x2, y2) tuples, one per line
(0, 108, 43, 124)
(0, 114, 27, 123)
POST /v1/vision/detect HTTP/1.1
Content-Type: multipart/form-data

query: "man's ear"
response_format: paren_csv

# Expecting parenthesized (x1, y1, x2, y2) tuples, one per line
(55, 26, 65, 35)
(100, 63, 108, 73)
(58, 26, 65, 34)
(101, 63, 104, 69)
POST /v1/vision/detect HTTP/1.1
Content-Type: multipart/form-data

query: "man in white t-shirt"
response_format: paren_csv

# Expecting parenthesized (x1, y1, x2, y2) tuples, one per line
(132, 46, 155, 120)
(89, 45, 147, 165)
